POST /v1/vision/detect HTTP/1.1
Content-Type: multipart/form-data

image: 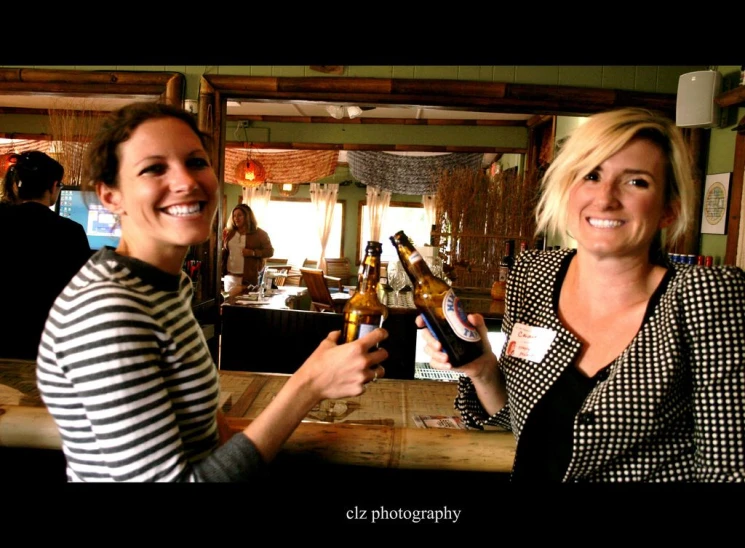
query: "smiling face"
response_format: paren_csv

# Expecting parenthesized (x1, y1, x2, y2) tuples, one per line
(567, 137, 674, 262)
(97, 117, 218, 272)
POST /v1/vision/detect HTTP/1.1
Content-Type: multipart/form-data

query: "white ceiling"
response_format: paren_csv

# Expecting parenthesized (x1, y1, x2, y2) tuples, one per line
(0, 94, 532, 122)
(225, 100, 533, 122)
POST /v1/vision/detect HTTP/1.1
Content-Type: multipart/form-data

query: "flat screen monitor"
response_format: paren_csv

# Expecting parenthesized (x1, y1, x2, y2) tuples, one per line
(57, 187, 121, 250)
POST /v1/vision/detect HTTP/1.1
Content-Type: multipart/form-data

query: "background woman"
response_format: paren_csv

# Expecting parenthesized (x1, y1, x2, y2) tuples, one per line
(419, 107, 744, 482)
(36, 102, 386, 482)
(222, 203, 273, 292)
(0, 151, 91, 359)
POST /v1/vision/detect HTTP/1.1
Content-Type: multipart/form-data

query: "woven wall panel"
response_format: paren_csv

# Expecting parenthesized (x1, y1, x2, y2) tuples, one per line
(224, 149, 338, 185)
(347, 151, 483, 195)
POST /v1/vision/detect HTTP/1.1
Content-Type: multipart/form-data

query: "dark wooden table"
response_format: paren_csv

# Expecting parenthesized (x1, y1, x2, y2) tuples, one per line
(220, 285, 504, 379)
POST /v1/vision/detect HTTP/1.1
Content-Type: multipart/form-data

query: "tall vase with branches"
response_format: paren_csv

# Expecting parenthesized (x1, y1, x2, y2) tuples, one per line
(434, 165, 540, 288)
(47, 102, 103, 187)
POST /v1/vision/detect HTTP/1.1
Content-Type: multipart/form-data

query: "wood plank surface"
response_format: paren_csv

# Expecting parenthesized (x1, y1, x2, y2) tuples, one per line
(0, 360, 516, 472)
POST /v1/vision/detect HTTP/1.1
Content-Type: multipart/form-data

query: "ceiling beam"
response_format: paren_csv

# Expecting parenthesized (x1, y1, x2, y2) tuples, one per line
(225, 114, 527, 126)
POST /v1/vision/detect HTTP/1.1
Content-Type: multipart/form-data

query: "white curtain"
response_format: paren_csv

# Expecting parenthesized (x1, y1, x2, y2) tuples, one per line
(310, 182, 339, 271)
(242, 183, 273, 224)
(422, 193, 437, 230)
(365, 185, 391, 252)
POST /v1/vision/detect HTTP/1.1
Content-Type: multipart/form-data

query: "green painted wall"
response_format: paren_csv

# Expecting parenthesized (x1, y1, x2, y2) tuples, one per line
(700, 65, 743, 265)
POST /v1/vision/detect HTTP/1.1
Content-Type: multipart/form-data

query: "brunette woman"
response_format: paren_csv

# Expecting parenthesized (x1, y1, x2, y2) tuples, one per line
(0, 151, 91, 359)
(36, 102, 386, 482)
(222, 203, 273, 292)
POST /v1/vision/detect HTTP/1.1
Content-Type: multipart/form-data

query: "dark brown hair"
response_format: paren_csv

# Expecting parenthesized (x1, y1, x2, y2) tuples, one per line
(2, 151, 64, 203)
(82, 102, 212, 200)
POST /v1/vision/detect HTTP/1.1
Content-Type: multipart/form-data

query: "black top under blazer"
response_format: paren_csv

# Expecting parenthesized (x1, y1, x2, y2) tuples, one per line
(456, 248, 745, 482)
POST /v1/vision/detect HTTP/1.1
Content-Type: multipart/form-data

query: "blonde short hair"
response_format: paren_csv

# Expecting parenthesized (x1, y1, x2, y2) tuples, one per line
(535, 108, 695, 250)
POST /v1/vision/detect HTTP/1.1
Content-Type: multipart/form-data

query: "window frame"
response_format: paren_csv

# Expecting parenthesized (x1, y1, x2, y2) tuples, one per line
(265, 195, 347, 264)
(355, 199, 424, 265)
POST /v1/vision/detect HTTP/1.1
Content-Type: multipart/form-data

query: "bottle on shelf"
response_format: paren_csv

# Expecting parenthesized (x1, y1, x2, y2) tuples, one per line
(533, 235, 546, 251)
(390, 230, 483, 367)
(498, 239, 515, 283)
(491, 239, 515, 302)
(339, 241, 388, 345)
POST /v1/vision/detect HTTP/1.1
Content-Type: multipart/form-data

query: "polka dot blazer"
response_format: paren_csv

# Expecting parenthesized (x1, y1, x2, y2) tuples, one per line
(456, 249, 745, 482)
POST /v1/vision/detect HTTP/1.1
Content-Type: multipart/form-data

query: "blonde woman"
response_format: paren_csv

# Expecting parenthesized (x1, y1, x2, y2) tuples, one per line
(418, 107, 745, 482)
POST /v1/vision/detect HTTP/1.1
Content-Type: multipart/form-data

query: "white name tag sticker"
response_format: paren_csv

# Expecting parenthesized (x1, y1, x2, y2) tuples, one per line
(505, 323, 557, 363)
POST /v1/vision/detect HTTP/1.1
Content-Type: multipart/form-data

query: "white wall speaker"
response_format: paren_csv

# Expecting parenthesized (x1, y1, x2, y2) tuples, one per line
(676, 70, 723, 129)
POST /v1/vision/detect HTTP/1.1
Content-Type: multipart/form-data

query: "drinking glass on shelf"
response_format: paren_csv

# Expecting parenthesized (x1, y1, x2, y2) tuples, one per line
(430, 257, 444, 279)
(388, 261, 407, 306)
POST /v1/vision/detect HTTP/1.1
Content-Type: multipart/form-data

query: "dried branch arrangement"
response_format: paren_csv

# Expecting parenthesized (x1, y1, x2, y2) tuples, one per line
(47, 102, 103, 187)
(433, 166, 540, 288)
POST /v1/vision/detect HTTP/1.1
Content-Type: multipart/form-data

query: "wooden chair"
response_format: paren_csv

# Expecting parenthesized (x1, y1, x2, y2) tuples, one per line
(282, 266, 302, 287)
(300, 268, 348, 313)
(281, 259, 318, 287)
(264, 258, 290, 287)
(324, 257, 351, 290)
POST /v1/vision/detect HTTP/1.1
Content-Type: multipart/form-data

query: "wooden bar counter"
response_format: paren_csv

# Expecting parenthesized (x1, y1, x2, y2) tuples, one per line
(0, 359, 516, 473)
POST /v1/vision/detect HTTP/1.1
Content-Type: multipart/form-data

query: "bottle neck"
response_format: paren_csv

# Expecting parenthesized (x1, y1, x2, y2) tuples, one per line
(504, 240, 513, 257)
(395, 240, 434, 282)
(359, 253, 381, 292)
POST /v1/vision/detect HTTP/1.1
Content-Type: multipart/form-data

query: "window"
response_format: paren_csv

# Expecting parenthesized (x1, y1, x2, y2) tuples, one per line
(357, 201, 428, 264)
(260, 198, 344, 266)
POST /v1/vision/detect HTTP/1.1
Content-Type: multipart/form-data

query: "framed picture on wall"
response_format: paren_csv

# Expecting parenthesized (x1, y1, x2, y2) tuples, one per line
(700, 172, 732, 235)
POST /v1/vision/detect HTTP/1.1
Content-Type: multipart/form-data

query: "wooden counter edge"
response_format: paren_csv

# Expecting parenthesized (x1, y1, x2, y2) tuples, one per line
(0, 405, 515, 474)
(0, 405, 62, 450)
(226, 417, 515, 473)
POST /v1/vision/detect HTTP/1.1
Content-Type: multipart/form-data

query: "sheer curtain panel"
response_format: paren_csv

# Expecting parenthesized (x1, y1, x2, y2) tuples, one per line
(242, 183, 273, 221)
(310, 183, 339, 271)
(365, 185, 391, 254)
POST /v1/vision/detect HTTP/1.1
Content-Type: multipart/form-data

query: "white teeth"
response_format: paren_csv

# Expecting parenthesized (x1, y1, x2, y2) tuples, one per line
(164, 203, 201, 216)
(588, 218, 623, 228)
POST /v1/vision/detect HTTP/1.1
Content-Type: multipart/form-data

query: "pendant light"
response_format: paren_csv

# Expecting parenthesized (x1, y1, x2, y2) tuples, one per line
(278, 182, 300, 197)
(235, 124, 267, 188)
(235, 151, 266, 187)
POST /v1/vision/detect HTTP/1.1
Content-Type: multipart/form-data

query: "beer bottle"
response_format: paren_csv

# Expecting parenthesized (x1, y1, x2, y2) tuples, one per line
(339, 241, 388, 344)
(390, 230, 483, 367)
(491, 239, 515, 302)
(498, 239, 515, 284)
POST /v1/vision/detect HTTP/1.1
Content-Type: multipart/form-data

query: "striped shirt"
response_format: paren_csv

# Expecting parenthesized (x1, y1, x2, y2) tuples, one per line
(37, 247, 262, 482)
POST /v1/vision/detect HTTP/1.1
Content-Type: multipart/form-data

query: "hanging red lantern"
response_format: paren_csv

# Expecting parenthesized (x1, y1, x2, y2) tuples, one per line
(234, 155, 266, 188)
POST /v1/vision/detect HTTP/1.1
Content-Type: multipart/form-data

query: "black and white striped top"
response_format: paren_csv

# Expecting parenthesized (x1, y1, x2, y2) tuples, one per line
(37, 247, 262, 482)
(456, 249, 745, 482)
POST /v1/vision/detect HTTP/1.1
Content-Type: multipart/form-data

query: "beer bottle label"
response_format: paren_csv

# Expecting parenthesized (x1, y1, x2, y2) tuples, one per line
(443, 289, 481, 342)
(357, 323, 378, 338)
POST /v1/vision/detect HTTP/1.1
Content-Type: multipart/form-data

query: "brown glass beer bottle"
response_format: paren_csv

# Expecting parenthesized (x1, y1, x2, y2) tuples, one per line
(339, 241, 388, 344)
(390, 230, 483, 367)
